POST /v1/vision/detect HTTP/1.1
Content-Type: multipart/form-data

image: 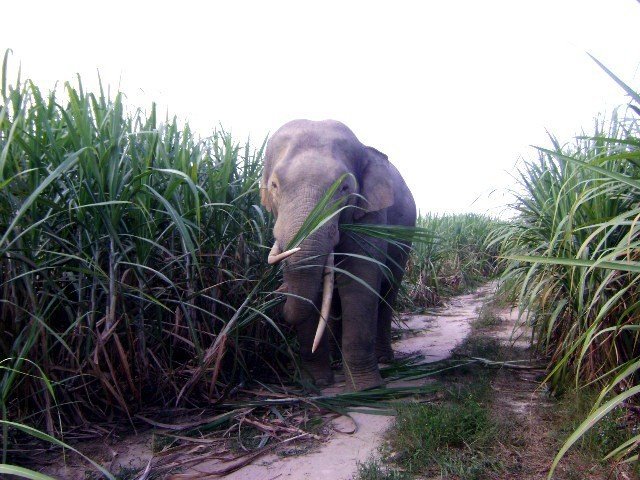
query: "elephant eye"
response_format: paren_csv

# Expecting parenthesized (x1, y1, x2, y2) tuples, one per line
(271, 181, 278, 190)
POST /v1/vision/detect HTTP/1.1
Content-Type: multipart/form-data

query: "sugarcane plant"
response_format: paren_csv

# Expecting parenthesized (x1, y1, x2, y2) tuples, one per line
(493, 55, 640, 474)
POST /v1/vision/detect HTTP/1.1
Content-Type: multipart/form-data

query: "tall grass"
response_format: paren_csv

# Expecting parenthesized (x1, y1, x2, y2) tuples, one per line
(495, 108, 640, 389)
(493, 58, 640, 470)
(0, 51, 296, 462)
(401, 213, 501, 308)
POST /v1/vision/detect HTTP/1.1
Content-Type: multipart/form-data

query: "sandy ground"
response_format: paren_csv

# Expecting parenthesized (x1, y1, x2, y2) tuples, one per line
(191, 283, 497, 480)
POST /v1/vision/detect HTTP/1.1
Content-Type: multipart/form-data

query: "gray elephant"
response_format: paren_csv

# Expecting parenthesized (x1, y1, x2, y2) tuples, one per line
(261, 119, 416, 391)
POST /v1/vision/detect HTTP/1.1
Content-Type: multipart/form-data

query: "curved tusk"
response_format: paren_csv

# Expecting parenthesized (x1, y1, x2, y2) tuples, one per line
(267, 244, 301, 265)
(267, 242, 281, 262)
(312, 253, 334, 353)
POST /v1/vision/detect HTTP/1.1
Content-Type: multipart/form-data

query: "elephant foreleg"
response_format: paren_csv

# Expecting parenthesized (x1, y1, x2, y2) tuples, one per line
(376, 242, 411, 362)
(328, 294, 342, 363)
(296, 317, 334, 387)
(376, 283, 396, 363)
(337, 258, 384, 391)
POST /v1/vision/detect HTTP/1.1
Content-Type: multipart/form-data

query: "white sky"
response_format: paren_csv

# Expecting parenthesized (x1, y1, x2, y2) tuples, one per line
(2, 1, 639, 216)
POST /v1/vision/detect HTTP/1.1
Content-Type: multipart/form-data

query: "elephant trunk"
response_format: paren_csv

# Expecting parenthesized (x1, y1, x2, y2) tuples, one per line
(281, 235, 329, 325)
(275, 203, 339, 326)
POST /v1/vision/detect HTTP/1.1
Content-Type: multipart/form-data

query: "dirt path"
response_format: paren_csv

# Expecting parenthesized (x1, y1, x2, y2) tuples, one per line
(183, 282, 634, 480)
(194, 283, 498, 480)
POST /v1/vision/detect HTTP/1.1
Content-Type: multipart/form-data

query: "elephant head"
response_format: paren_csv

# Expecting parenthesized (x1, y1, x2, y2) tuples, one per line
(261, 120, 396, 340)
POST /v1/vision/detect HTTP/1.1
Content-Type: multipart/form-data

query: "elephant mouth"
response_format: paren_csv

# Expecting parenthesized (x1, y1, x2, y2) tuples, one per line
(269, 242, 335, 352)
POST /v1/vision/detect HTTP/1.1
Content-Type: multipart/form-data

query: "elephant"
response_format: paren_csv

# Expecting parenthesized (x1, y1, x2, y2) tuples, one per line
(261, 119, 416, 391)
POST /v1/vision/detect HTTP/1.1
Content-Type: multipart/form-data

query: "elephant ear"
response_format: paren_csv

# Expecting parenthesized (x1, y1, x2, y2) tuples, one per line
(353, 147, 395, 220)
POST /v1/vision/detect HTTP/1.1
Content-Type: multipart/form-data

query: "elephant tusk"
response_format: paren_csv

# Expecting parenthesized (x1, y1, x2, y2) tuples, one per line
(311, 253, 334, 354)
(267, 244, 301, 265)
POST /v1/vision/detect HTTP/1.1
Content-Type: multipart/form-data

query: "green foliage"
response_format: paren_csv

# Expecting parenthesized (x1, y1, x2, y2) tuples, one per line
(472, 302, 503, 331)
(0, 465, 58, 480)
(390, 380, 501, 479)
(401, 213, 501, 309)
(455, 336, 504, 361)
(352, 457, 409, 480)
(557, 389, 632, 460)
(395, 399, 488, 452)
(494, 107, 640, 389)
(0, 50, 286, 466)
(493, 58, 640, 473)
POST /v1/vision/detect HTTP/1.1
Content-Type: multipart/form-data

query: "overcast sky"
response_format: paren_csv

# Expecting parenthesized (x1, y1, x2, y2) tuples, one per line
(2, 1, 639, 216)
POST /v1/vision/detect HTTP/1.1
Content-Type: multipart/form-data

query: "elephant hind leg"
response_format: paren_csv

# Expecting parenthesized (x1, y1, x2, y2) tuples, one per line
(376, 283, 396, 362)
(376, 242, 411, 363)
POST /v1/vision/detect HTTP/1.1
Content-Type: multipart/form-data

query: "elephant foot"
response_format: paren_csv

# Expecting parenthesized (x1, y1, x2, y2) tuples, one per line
(343, 370, 383, 392)
(375, 346, 394, 363)
(301, 361, 335, 387)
